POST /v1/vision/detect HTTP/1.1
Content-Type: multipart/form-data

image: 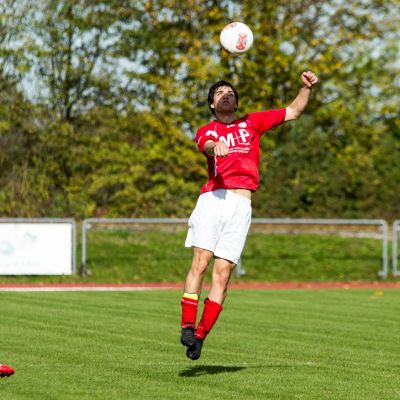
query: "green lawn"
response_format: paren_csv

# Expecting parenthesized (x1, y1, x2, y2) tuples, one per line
(85, 229, 388, 282)
(1, 289, 399, 399)
(0, 228, 392, 283)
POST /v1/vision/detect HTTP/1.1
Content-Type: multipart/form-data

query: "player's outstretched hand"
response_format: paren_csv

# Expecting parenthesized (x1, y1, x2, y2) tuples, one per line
(301, 71, 318, 88)
(213, 141, 229, 157)
(0, 364, 15, 377)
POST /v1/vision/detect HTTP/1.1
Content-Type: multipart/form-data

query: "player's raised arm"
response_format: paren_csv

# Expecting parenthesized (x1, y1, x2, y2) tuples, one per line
(285, 71, 318, 122)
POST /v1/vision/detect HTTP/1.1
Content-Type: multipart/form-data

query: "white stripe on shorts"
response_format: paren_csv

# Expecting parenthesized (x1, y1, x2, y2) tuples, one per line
(185, 189, 252, 264)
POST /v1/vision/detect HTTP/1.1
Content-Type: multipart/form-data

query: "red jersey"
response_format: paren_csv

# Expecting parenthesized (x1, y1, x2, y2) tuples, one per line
(195, 109, 286, 193)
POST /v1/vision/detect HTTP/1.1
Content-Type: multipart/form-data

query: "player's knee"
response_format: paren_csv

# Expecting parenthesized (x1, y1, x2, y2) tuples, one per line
(191, 263, 208, 277)
(213, 268, 231, 288)
(190, 255, 209, 276)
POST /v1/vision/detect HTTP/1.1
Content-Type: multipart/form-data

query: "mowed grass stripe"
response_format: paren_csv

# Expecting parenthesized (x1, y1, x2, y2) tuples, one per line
(222, 290, 400, 399)
(0, 290, 399, 400)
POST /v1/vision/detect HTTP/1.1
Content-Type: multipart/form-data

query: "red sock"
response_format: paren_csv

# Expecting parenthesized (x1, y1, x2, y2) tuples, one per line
(181, 297, 198, 328)
(195, 298, 223, 340)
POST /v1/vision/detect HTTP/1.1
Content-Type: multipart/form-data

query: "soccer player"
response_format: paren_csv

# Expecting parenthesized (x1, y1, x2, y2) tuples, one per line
(181, 71, 319, 360)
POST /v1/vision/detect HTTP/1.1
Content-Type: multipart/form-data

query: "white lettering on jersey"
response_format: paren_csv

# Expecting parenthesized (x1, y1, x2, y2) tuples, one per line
(205, 130, 218, 139)
(218, 128, 251, 147)
(220, 133, 235, 148)
(238, 129, 250, 143)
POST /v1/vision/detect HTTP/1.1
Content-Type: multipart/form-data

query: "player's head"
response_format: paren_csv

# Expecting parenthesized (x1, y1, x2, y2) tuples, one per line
(208, 80, 238, 115)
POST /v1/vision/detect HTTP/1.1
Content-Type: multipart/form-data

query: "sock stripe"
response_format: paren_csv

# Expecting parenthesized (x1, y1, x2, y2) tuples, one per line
(183, 292, 199, 301)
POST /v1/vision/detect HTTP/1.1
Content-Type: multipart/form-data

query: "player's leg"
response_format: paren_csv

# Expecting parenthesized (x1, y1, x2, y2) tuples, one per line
(181, 247, 213, 347)
(182, 192, 221, 348)
(187, 257, 234, 360)
(208, 256, 235, 305)
(184, 247, 214, 296)
(193, 257, 234, 339)
(187, 191, 251, 360)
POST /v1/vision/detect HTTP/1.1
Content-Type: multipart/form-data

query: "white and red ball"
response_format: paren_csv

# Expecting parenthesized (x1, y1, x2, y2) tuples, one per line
(220, 22, 254, 55)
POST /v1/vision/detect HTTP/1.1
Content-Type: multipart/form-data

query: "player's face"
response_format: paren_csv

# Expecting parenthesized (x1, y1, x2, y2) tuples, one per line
(213, 86, 237, 113)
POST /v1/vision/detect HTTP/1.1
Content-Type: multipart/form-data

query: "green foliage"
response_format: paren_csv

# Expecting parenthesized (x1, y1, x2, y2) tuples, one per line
(0, 0, 398, 218)
(26, 0, 130, 120)
(71, 109, 206, 217)
(235, 0, 400, 218)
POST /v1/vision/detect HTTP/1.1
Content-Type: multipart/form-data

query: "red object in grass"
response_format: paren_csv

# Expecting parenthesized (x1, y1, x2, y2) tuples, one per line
(0, 364, 15, 377)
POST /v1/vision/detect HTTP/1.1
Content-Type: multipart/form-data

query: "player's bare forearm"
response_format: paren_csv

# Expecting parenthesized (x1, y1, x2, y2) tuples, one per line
(285, 86, 312, 121)
(285, 71, 318, 121)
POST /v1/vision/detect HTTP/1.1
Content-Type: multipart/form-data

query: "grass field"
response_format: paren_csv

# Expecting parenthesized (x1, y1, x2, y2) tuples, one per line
(79, 229, 391, 282)
(1, 289, 400, 399)
(0, 228, 393, 284)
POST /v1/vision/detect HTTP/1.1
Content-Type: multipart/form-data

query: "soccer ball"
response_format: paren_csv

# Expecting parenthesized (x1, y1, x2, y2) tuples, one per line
(220, 22, 254, 55)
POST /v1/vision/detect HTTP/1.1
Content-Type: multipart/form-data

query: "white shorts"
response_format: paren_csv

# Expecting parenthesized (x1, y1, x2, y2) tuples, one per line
(185, 189, 252, 264)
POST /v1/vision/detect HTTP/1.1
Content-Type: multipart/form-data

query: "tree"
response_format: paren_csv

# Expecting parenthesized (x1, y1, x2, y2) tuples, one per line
(62, 108, 206, 218)
(0, 0, 398, 219)
(0, 0, 30, 88)
(116, 0, 232, 133)
(27, 0, 131, 121)
(232, 0, 400, 217)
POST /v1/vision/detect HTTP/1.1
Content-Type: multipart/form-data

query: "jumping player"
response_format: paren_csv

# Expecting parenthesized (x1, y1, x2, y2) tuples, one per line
(181, 71, 319, 360)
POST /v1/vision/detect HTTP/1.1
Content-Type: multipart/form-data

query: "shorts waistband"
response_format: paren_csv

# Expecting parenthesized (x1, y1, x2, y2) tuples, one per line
(202, 189, 251, 205)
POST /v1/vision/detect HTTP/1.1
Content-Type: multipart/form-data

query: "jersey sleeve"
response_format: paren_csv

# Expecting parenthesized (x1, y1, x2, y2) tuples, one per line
(248, 108, 286, 135)
(195, 126, 218, 153)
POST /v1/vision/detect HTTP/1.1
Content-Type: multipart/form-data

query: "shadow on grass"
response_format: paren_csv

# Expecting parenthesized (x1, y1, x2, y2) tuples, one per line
(179, 365, 246, 378)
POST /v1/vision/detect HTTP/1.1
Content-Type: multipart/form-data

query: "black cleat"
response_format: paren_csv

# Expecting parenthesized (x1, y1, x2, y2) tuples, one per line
(186, 338, 204, 360)
(180, 327, 196, 347)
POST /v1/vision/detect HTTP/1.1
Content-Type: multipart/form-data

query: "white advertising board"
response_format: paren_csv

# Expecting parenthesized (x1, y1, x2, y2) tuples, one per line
(0, 223, 73, 275)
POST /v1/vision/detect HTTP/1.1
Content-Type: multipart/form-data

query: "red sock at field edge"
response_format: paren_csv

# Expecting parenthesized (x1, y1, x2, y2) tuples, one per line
(181, 297, 199, 329)
(195, 298, 223, 340)
(0, 364, 15, 377)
